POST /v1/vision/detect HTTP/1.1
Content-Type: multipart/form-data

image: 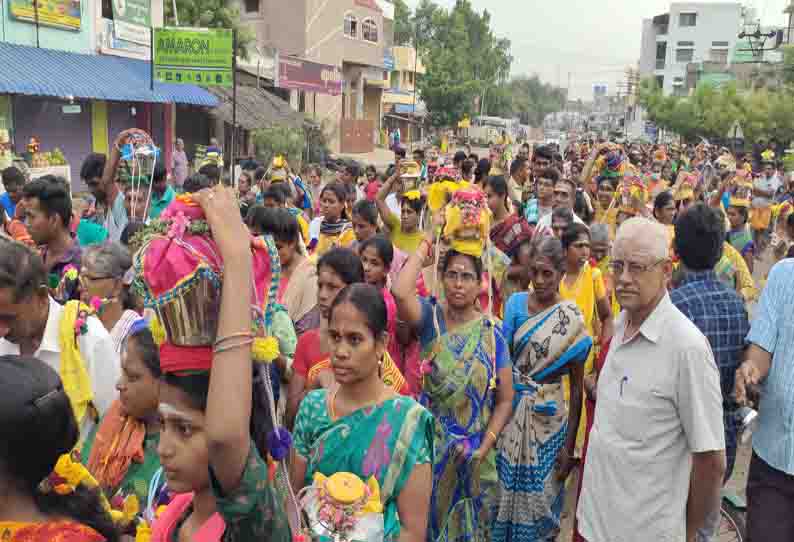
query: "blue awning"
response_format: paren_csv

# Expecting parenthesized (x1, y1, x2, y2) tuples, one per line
(394, 103, 426, 116)
(0, 42, 218, 106)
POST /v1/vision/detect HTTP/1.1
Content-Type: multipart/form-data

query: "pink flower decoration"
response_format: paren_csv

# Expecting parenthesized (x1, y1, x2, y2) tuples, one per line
(420, 360, 433, 375)
(167, 211, 191, 239)
(74, 317, 86, 334)
(89, 296, 103, 312)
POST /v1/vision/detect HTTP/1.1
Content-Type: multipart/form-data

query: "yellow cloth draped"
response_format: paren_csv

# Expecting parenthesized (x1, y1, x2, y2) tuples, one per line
(58, 301, 94, 425)
(307, 351, 407, 394)
(559, 264, 606, 453)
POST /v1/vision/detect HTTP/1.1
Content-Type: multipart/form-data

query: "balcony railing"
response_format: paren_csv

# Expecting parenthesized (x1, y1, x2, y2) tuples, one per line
(656, 58, 666, 70)
(656, 25, 669, 35)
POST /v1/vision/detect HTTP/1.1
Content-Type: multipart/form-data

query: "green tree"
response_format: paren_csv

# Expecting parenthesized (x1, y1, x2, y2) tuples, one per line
(166, 0, 255, 59)
(487, 75, 566, 126)
(391, 0, 413, 45)
(416, 0, 512, 126)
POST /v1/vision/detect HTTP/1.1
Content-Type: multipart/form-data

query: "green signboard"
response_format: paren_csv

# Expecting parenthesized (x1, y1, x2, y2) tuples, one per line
(153, 28, 234, 88)
(112, 0, 151, 45)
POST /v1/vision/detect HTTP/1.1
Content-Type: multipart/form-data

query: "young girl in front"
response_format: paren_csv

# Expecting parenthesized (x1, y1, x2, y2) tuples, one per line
(141, 186, 291, 541)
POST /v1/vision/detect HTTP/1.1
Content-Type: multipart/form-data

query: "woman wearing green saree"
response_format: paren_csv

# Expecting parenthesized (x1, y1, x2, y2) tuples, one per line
(291, 284, 433, 542)
(393, 235, 514, 542)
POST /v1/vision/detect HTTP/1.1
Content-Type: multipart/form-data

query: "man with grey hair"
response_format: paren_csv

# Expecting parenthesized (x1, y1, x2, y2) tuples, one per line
(577, 217, 726, 542)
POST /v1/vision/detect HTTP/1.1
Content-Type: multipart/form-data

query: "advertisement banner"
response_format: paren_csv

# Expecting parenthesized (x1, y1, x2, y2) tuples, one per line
(277, 55, 342, 96)
(9, 0, 81, 31)
(112, 0, 151, 45)
(153, 28, 234, 88)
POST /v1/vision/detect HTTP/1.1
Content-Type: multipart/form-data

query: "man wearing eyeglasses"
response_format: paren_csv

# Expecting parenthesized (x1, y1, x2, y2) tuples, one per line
(577, 217, 726, 542)
(0, 239, 119, 440)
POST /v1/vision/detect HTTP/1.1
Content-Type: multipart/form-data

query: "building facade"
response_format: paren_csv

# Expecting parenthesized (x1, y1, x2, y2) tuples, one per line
(382, 45, 426, 146)
(639, 2, 743, 96)
(239, 0, 393, 152)
(0, 0, 216, 190)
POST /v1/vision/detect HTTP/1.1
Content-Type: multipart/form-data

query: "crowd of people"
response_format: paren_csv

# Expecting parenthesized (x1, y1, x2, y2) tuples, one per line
(0, 127, 791, 542)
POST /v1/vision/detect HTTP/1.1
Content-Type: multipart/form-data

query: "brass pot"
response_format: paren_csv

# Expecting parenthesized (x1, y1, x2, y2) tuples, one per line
(156, 276, 220, 346)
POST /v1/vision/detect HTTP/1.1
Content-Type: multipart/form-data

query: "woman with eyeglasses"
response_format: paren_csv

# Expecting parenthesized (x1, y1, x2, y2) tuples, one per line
(496, 237, 592, 542)
(393, 227, 514, 542)
(79, 243, 140, 352)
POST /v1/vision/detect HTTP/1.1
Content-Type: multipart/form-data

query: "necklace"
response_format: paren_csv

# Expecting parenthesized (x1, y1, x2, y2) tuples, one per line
(329, 384, 388, 421)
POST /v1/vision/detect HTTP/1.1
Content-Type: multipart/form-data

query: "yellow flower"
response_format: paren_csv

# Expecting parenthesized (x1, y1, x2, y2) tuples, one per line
(49, 453, 99, 495)
(252, 336, 280, 363)
(149, 315, 166, 347)
(135, 523, 152, 542)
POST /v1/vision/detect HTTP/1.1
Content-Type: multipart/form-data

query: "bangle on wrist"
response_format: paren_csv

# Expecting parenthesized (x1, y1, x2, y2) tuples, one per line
(213, 337, 254, 354)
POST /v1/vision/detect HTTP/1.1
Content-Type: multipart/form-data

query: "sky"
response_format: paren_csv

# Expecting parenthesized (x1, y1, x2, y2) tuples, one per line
(404, 0, 791, 101)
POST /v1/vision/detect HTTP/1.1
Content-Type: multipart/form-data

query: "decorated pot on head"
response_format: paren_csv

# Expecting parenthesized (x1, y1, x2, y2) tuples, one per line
(130, 193, 281, 372)
(673, 171, 698, 203)
(300, 472, 384, 541)
(270, 155, 288, 183)
(729, 172, 753, 209)
(616, 174, 649, 219)
(399, 160, 422, 192)
(443, 186, 490, 259)
(432, 165, 461, 184)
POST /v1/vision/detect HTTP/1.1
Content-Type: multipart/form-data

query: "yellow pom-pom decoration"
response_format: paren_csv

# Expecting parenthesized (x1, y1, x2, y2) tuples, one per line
(135, 522, 152, 542)
(149, 315, 166, 347)
(252, 336, 280, 363)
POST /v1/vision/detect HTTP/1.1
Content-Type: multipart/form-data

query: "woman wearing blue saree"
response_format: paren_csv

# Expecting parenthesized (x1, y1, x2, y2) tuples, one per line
(291, 284, 433, 542)
(394, 232, 514, 542)
(495, 237, 592, 542)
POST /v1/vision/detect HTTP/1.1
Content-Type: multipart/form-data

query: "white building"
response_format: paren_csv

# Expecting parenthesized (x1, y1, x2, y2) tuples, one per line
(639, 3, 743, 96)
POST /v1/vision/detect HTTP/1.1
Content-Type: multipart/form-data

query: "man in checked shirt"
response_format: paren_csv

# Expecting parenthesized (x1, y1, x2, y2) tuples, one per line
(671, 203, 750, 542)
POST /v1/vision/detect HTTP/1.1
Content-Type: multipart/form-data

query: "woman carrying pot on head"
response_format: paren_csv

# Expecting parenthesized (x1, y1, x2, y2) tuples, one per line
(393, 187, 514, 542)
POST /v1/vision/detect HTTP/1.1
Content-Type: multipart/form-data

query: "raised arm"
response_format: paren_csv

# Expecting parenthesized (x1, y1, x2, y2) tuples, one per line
(194, 185, 255, 493)
(392, 235, 431, 330)
(376, 172, 400, 229)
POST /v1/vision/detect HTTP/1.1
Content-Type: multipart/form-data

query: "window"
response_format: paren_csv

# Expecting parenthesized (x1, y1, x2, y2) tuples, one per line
(245, 0, 260, 13)
(710, 48, 729, 64)
(677, 41, 694, 47)
(655, 75, 664, 89)
(676, 48, 694, 62)
(679, 13, 697, 27)
(102, 0, 113, 19)
(298, 91, 306, 113)
(344, 14, 358, 38)
(362, 18, 378, 43)
(390, 71, 398, 88)
(712, 41, 729, 47)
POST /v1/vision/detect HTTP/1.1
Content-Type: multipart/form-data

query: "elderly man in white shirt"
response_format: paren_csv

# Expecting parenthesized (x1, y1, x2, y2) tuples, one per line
(0, 238, 120, 439)
(577, 217, 726, 542)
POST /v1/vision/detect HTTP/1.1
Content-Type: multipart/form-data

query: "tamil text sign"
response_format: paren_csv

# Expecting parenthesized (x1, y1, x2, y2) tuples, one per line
(9, 0, 81, 31)
(153, 28, 233, 87)
(277, 55, 342, 96)
(113, 0, 151, 45)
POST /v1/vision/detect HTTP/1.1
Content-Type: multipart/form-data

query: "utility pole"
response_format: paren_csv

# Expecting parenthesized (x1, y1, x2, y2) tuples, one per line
(786, 0, 794, 44)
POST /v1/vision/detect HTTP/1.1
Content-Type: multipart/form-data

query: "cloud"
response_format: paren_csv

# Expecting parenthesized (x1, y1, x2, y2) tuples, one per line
(404, 0, 790, 100)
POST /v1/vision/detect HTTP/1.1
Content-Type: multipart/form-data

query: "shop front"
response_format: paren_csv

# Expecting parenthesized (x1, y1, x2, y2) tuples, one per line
(0, 41, 217, 192)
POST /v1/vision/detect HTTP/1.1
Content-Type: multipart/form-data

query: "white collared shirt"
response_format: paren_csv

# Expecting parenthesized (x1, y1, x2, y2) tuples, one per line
(0, 297, 121, 438)
(577, 294, 725, 542)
